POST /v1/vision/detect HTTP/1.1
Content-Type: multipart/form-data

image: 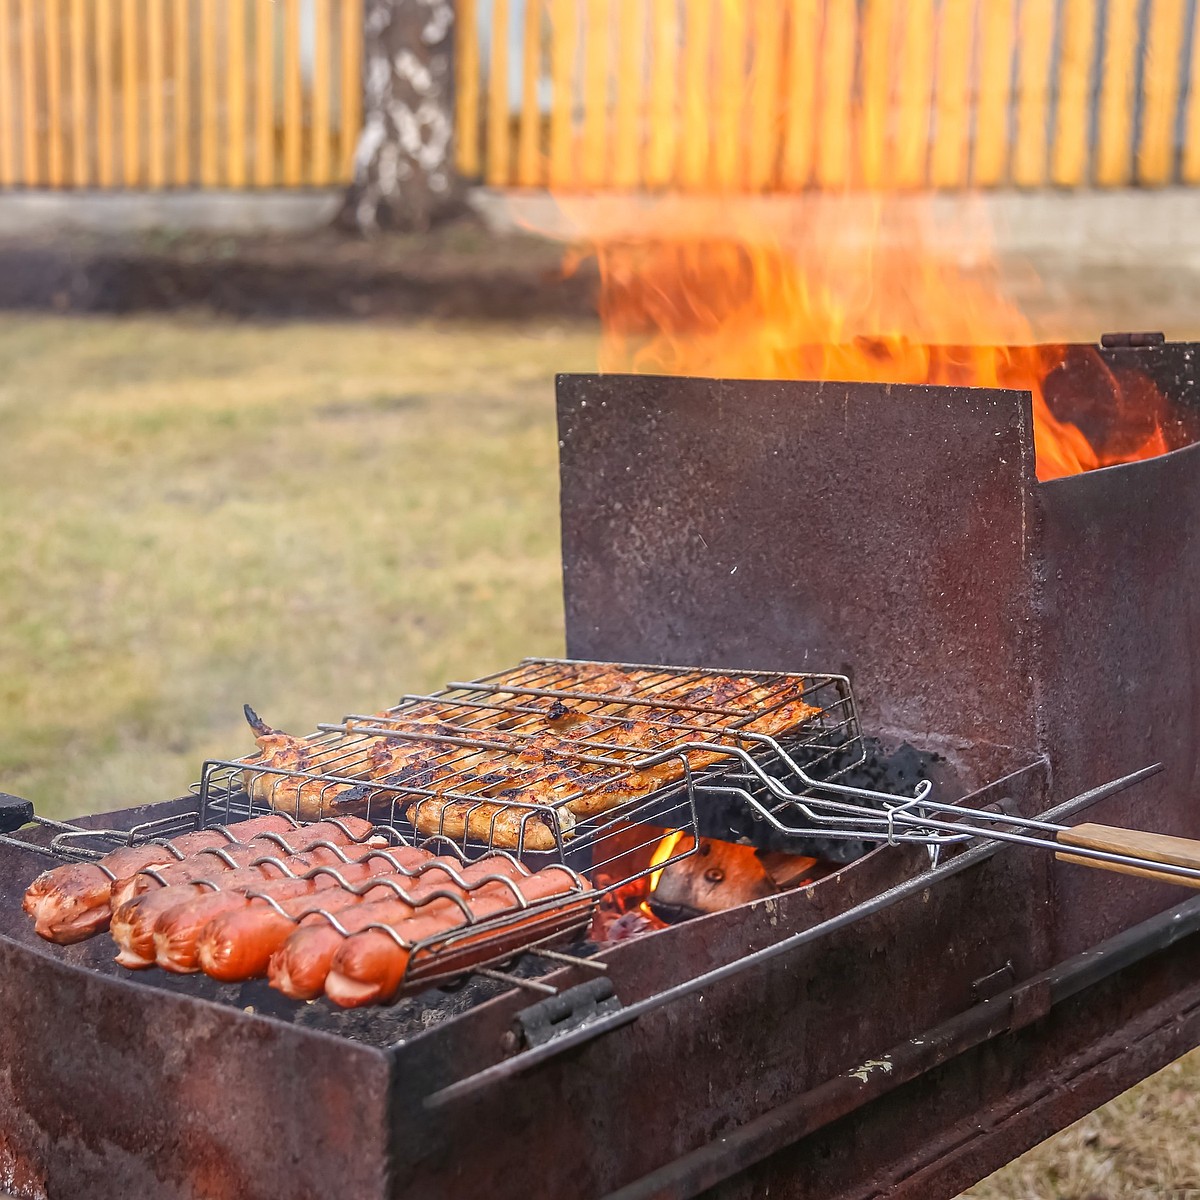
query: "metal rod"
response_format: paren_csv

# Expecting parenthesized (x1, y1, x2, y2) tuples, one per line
(737, 762, 1200, 884)
(533, 947, 609, 971)
(472, 968, 559, 995)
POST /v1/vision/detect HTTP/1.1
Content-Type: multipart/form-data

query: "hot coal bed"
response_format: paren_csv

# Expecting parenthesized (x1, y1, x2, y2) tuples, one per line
(2, 336, 1200, 1200)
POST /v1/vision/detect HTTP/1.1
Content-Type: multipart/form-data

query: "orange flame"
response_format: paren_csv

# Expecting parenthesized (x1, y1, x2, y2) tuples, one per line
(557, 192, 1168, 483)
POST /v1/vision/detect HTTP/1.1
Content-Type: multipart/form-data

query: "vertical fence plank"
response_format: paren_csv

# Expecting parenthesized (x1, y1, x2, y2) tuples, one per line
(311, 0, 331, 183)
(1095, 0, 1138, 184)
(680, 0, 712, 188)
(973, 0, 1013, 184)
(713, 0, 747, 189)
(548, 0, 576, 186)
(0, 0, 14, 186)
(69, 0, 86, 185)
(227, 0, 247, 185)
(580, 0, 609, 187)
(455, 0, 480, 176)
(644, 0, 676, 187)
(746, 0, 784, 190)
(45, 0, 63, 186)
(173, 0, 190, 184)
(894, 0, 933, 187)
(930, 0, 973, 188)
(96, 0, 113, 184)
(1183, 2, 1200, 182)
(147, 0, 165, 187)
(255, 0, 273, 184)
(1051, 0, 1097, 185)
(816, 0, 857, 189)
(19, 0, 37, 184)
(120, 0, 139, 185)
(859, 0, 894, 187)
(1139, 0, 1186, 184)
(780, 0, 819, 189)
(283, 0, 302, 185)
(340, 0, 362, 179)
(516, 0, 543, 185)
(200, 0, 218, 184)
(1013, 0, 1054, 186)
(486, 0, 511, 186)
(611, 0, 642, 188)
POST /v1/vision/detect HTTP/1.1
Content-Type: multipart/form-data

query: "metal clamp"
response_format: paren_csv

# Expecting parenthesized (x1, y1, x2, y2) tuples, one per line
(508, 977, 623, 1051)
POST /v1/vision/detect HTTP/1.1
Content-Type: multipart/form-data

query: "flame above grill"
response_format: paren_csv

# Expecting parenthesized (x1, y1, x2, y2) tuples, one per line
(558, 191, 1170, 483)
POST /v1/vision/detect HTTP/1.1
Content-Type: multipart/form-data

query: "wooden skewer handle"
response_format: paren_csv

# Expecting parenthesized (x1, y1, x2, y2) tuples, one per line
(1055, 822, 1200, 889)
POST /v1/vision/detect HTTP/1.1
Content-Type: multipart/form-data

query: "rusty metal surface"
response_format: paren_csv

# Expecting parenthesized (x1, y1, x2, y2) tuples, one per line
(1038, 436, 1200, 956)
(0, 940, 394, 1200)
(607, 884, 1200, 1200)
(699, 905, 1200, 1200)
(556, 373, 1041, 757)
(390, 760, 1051, 1198)
(552, 347, 1200, 1199)
(0, 831, 395, 1200)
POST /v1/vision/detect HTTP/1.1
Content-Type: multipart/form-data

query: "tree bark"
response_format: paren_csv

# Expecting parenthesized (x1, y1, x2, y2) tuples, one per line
(339, 0, 461, 235)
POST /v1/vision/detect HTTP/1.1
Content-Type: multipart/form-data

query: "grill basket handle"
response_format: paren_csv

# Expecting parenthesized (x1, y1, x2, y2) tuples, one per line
(0, 792, 34, 834)
(1056, 822, 1200, 889)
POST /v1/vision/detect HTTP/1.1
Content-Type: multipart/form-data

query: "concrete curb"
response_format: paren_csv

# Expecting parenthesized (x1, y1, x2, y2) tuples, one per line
(0, 190, 343, 236)
(470, 187, 1200, 268)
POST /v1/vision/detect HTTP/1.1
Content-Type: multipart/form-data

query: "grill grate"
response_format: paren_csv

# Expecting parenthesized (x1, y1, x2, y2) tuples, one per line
(5, 659, 863, 1003)
(194, 658, 861, 880)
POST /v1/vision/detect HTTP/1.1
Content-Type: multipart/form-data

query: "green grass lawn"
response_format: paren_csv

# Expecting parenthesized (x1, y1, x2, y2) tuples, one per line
(0, 314, 594, 819)
(2, 309, 1199, 1198)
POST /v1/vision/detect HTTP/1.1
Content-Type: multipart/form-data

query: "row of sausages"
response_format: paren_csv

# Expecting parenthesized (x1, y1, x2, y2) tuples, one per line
(23, 816, 591, 1007)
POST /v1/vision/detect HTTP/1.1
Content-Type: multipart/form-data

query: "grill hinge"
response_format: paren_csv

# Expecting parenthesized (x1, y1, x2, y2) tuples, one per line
(508, 977, 623, 1052)
(1099, 331, 1166, 348)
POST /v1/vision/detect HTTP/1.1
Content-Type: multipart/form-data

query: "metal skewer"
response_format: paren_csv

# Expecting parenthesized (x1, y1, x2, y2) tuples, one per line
(694, 754, 1200, 888)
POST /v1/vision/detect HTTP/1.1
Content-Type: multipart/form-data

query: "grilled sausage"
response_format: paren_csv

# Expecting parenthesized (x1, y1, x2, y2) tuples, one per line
(111, 842, 381, 969)
(22, 814, 297, 945)
(108, 815, 375, 908)
(195, 868, 424, 981)
(158, 845, 432, 975)
(324, 866, 587, 1008)
(267, 855, 532, 1000)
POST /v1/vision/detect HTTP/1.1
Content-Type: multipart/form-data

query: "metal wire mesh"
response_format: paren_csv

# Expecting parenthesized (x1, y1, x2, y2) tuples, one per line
(193, 658, 861, 878)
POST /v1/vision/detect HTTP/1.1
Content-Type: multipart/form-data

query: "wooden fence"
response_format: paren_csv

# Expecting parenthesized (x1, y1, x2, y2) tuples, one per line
(0, 0, 363, 188)
(456, 0, 1200, 191)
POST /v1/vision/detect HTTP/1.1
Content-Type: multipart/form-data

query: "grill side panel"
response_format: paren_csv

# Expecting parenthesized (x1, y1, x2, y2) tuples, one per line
(0, 840, 393, 1200)
(556, 373, 1041, 757)
(1038, 436, 1200, 956)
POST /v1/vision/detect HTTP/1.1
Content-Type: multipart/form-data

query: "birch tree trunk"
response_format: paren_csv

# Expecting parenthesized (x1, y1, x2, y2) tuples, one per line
(339, 0, 460, 234)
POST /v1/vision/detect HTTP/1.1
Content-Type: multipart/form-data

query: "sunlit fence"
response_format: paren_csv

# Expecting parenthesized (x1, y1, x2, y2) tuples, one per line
(456, 0, 1200, 191)
(0, 0, 362, 189)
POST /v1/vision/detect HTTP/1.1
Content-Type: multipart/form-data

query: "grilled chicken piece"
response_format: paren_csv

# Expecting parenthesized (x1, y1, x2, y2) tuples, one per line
(246, 671, 820, 844)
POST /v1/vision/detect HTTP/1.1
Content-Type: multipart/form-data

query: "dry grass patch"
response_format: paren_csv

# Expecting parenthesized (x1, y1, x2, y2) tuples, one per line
(0, 313, 593, 817)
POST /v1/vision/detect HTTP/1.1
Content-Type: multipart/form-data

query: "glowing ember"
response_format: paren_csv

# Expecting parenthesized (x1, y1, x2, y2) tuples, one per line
(644, 830, 686, 899)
